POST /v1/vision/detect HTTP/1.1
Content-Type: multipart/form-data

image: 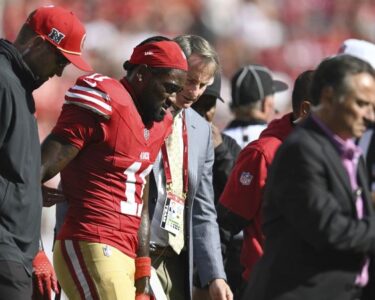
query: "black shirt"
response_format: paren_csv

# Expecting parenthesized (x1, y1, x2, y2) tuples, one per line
(0, 39, 42, 275)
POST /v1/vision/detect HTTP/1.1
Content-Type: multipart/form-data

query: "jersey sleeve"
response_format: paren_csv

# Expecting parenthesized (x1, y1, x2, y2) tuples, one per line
(51, 102, 103, 150)
(0, 85, 12, 148)
(64, 74, 112, 119)
(219, 146, 268, 221)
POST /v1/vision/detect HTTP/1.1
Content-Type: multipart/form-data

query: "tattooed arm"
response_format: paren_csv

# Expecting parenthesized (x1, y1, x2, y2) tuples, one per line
(135, 176, 152, 296)
(33, 134, 79, 299)
(41, 134, 80, 183)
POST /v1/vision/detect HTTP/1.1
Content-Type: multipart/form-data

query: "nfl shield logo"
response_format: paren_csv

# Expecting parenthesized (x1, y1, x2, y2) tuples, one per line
(144, 128, 150, 141)
(48, 28, 65, 44)
(240, 172, 253, 186)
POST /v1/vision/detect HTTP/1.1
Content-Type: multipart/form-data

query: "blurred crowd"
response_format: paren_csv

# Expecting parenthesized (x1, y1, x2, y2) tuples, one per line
(3, 1, 375, 299)
(3, 0, 375, 279)
(3, 0, 375, 135)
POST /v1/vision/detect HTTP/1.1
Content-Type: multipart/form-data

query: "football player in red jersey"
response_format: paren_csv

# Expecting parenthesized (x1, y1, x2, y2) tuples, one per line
(40, 36, 188, 300)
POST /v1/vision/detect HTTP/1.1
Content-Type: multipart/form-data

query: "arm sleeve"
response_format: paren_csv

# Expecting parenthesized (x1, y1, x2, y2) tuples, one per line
(192, 126, 226, 286)
(267, 139, 375, 254)
(213, 134, 241, 204)
(0, 85, 13, 148)
(51, 104, 102, 150)
(219, 146, 268, 223)
(64, 74, 112, 118)
(51, 75, 111, 149)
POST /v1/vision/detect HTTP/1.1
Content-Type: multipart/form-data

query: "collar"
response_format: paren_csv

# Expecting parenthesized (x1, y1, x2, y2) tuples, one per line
(225, 118, 267, 129)
(169, 104, 183, 118)
(311, 114, 361, 160)
(0, 39, 39, 92)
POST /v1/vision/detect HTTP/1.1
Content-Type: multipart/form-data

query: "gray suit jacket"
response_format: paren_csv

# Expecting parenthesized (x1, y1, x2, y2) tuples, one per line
(149, 108, 226, 297)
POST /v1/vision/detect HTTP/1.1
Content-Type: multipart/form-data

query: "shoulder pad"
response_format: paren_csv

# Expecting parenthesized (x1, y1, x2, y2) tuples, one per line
(64, 73, 113, 119)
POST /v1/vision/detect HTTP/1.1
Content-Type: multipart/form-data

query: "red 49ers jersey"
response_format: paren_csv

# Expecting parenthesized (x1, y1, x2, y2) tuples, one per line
(53, 73, 172, 258)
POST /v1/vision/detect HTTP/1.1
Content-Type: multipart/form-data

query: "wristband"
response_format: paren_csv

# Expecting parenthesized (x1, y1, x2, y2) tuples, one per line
(135, 256, 151, 280)
(135, 294, 150, 300)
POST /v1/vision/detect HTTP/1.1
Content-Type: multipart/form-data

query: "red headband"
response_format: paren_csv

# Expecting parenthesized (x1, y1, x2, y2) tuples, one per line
(129, 41, 188, 71)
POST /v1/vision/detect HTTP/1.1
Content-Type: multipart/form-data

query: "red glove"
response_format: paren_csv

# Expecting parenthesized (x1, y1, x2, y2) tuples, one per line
(32, 251, 59, 300)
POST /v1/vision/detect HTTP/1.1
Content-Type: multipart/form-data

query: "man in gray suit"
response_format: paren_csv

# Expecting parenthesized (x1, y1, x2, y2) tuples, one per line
(148, 35, 233, 300)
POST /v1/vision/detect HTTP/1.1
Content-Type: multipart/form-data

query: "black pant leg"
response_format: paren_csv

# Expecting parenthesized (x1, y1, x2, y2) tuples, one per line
(0, 261, 32, 300)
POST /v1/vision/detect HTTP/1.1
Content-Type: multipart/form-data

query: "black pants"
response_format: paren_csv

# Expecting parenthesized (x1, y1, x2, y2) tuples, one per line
(224, 235, 244, 299)
(0, 261, 32, 300)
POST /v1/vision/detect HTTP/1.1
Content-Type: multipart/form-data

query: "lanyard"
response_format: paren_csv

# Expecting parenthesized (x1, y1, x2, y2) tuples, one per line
(161, 111, 189, 196)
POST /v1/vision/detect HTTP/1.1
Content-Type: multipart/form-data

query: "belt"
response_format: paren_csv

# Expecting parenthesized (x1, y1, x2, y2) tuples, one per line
(149, 244, 177, 258)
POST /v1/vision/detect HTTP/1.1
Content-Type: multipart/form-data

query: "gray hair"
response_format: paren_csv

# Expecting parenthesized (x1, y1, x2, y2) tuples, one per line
(311, 54, 375, 104)
(174, 34, 220, 74)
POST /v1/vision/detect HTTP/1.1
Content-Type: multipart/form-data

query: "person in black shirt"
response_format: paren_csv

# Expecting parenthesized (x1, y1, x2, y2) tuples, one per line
(0, 6, 91, 299)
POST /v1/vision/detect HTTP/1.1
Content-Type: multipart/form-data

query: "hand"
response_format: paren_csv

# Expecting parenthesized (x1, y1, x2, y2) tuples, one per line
(135, 276, 152, 299)
(42, 185, 65, 207)
(135, 294, 152, 300)
(208, 278, 233, 300)
(32, 251, 59, 299)
(193, 286, 210, 300)
(211, 124, 223, 148)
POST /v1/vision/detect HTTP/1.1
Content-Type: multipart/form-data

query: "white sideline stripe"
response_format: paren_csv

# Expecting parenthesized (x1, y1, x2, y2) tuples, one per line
(64, 240, 93, 300)
(65, 91, 112, 112)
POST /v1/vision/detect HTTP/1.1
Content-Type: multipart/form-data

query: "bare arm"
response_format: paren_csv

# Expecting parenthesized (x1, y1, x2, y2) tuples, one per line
(137, 175, 150, 257)
(40, 134, 79, 207)
(135, 175, 151, 295)
(41, 134, 80, 183)
(34, 134, 78, 297)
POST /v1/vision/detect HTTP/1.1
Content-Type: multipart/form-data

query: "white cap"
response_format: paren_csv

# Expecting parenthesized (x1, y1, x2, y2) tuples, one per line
(338, 39, 375, 69)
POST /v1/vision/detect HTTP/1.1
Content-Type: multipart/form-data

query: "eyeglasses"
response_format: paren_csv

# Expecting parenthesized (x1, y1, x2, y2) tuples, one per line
(52, 46, 70, 68)
(163, 82, 183, 94)
(147, 66, 183, 94)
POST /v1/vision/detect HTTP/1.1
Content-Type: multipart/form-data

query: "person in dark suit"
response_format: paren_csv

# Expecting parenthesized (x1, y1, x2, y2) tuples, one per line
(338, 38, 375, 207)
(242, 54, 375, 300)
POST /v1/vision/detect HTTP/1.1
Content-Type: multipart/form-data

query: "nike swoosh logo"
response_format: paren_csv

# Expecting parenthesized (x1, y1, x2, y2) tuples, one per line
(82, 78, 97, 87)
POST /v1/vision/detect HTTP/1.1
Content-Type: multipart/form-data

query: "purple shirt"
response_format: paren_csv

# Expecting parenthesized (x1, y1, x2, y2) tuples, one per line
(312, 115, 369, 287)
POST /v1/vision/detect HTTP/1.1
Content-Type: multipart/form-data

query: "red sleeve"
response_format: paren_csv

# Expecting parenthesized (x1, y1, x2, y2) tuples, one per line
(51, 104, 103, 150)
(219, 146, 268, 221)
(64, 74, 112, 119)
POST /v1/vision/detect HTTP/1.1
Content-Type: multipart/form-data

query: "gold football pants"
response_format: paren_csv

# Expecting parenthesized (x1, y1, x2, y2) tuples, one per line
(54, 240, 136, 300)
